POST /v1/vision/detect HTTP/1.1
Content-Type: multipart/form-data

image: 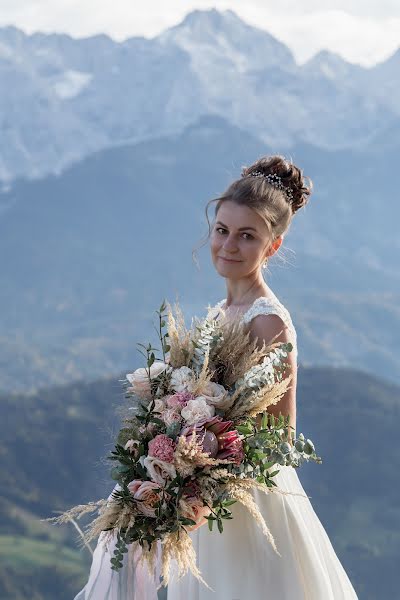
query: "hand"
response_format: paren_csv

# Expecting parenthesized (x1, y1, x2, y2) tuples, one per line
(184, 506, 212, 532)
(185, 515, 209, 532)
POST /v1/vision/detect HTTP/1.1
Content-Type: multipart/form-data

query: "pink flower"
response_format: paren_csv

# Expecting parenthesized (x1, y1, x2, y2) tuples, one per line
(180, 416, 244, 463)
(217, 430, 244, 465)
(179, 425, 216, 457)
(143, 456, 177, 486)
(203, 415, 233, 436)
(127, 480, 142, 495)
(127, 480, 162, 518)
(161, 407, 183, 427)
(166, 391, 195, 408)
(148, 434, 176, 463)
(180, 423, 204, 443)
(181, 397, 215, 425)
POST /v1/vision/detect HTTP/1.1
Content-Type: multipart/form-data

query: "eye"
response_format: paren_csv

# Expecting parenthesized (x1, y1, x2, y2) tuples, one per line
(215, 227, 253, 240)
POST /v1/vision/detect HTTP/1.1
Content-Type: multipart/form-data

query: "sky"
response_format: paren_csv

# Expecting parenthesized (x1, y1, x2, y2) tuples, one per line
(0, 1, 399, 67)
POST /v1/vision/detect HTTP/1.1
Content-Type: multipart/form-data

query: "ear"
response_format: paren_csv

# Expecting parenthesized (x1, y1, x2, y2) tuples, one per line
(265, 235, 283, 259)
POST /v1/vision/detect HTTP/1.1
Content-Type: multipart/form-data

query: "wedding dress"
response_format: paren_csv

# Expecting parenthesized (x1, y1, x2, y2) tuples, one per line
(74, 293, 358, 599)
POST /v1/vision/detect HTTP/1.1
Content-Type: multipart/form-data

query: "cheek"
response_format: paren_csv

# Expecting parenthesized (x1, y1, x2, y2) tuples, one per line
(210, 232, 220, 251)
(244, 242, 264, 259)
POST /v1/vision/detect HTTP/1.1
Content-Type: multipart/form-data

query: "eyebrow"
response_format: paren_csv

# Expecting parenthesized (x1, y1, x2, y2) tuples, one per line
(216, 220, 258, 232)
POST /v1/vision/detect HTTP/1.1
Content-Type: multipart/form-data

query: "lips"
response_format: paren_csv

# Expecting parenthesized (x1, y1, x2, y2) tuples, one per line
(219, 256, 241, 263)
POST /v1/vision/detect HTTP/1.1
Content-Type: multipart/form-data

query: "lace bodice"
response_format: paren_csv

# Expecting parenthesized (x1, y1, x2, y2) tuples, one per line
(210, 293, 298, 364)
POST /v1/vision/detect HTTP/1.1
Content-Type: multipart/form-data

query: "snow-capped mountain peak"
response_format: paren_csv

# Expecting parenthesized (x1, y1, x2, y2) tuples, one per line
(158, 8, 295, 73)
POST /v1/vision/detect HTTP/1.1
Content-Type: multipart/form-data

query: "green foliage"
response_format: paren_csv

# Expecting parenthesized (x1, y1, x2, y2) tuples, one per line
(204, 497, 236, 534)
(111, 532, 128, 571)
(229, 411, 321, 488)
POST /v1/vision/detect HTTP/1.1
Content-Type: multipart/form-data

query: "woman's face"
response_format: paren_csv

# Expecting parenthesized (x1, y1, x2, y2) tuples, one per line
(210, 200, 275, 279)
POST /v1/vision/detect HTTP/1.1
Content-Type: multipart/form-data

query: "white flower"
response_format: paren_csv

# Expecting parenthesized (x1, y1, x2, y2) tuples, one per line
(201, 380, 234, 410)
(124, 439, 140, 454)
(169, 366, 194, 393)
(161, 407, 182, 427)
(181, 397, 215, 425)
(150, 398, 166, 413)
(143, 456, 177, 486)
(126, 361, 170, 399)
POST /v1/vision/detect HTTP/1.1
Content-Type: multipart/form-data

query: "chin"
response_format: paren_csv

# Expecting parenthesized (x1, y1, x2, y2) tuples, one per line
(215, 265, 245, 280)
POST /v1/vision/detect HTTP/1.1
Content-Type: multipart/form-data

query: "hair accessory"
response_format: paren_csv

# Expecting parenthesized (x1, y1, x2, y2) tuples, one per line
(247, 171, 294, 204)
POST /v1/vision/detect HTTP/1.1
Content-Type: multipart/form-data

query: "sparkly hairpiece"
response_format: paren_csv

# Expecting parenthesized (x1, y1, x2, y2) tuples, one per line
(247, 170, 294, 204)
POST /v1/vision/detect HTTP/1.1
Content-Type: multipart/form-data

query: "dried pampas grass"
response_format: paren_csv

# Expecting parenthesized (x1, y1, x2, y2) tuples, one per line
(174, 430, 236, 478)
(166, 300, 194, 367)
(226, 373, 293, 419)
(157, 529, 215, 591)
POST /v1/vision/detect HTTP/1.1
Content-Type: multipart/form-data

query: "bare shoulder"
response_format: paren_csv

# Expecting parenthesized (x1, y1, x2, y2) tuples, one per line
(248, 312, 292, 349)
(248, 312, 298, 372)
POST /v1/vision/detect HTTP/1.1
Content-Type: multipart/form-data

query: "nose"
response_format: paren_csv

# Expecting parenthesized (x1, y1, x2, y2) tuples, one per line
(222, 234, 239, 253)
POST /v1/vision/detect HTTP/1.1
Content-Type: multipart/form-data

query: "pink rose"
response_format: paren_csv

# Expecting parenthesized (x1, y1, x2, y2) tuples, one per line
(166, 391, 195, 408)
(143, 456, 177, 486)
(127, 479, 142, 495)
(127, 479, 162, 518)
(161, 407, 183, 427)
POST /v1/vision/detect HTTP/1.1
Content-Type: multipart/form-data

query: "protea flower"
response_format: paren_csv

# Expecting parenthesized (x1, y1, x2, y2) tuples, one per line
(180, 415, 243, 463)
(216, 430, 245, 464)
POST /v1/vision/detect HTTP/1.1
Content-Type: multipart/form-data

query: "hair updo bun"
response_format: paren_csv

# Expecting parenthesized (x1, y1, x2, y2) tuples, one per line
(241, 154, 313, 214)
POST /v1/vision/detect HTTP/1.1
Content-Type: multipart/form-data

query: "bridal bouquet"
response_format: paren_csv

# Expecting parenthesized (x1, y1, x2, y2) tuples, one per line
(50, 300, 321, 590)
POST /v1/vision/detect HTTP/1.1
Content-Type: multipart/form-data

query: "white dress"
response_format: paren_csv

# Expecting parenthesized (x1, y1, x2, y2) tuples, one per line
(74, 293, 359, 599)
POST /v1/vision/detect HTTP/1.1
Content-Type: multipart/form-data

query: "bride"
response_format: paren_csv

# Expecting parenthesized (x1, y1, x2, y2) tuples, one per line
(74, 154, 359, 599)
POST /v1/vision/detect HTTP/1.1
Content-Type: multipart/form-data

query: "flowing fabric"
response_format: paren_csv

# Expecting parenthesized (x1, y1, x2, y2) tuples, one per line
(74, 294, 358, 599)
(74, 534, 163, 600)
(74, 467, 358, 599)
(166, 465, 358, 599)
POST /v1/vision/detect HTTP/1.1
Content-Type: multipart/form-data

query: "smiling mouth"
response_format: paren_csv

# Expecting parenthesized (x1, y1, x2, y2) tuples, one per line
(219, 256, 241, 262)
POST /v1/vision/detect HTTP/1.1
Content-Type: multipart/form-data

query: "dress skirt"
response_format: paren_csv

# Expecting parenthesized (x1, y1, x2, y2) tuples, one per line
(74, 465, 358, 599)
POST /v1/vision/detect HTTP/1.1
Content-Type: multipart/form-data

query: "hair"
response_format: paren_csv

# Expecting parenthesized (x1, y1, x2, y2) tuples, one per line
(192, 154, 313, 269)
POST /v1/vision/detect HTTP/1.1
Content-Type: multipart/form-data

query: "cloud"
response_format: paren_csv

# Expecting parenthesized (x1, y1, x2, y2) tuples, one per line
(243, 8, 400, 65)
(0, 1, 399, 67)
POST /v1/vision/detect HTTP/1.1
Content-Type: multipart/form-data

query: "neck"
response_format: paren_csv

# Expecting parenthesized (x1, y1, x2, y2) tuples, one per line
(224, 275, 271, 307)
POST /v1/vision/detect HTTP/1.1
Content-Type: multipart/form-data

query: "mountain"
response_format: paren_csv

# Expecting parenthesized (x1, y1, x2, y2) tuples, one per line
(0, 115, 399, 394)
(0, 9, 399, 183)
(158, 8, 295, 72)
(1, 366, 398, 598)
(365, 47, 400, 114)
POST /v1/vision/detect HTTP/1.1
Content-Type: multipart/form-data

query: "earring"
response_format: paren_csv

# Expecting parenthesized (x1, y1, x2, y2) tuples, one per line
(262, 260, 268, 269)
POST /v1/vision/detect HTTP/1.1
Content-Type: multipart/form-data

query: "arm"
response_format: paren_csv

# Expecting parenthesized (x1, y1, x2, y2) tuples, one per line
(248, 314, 297, 442)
